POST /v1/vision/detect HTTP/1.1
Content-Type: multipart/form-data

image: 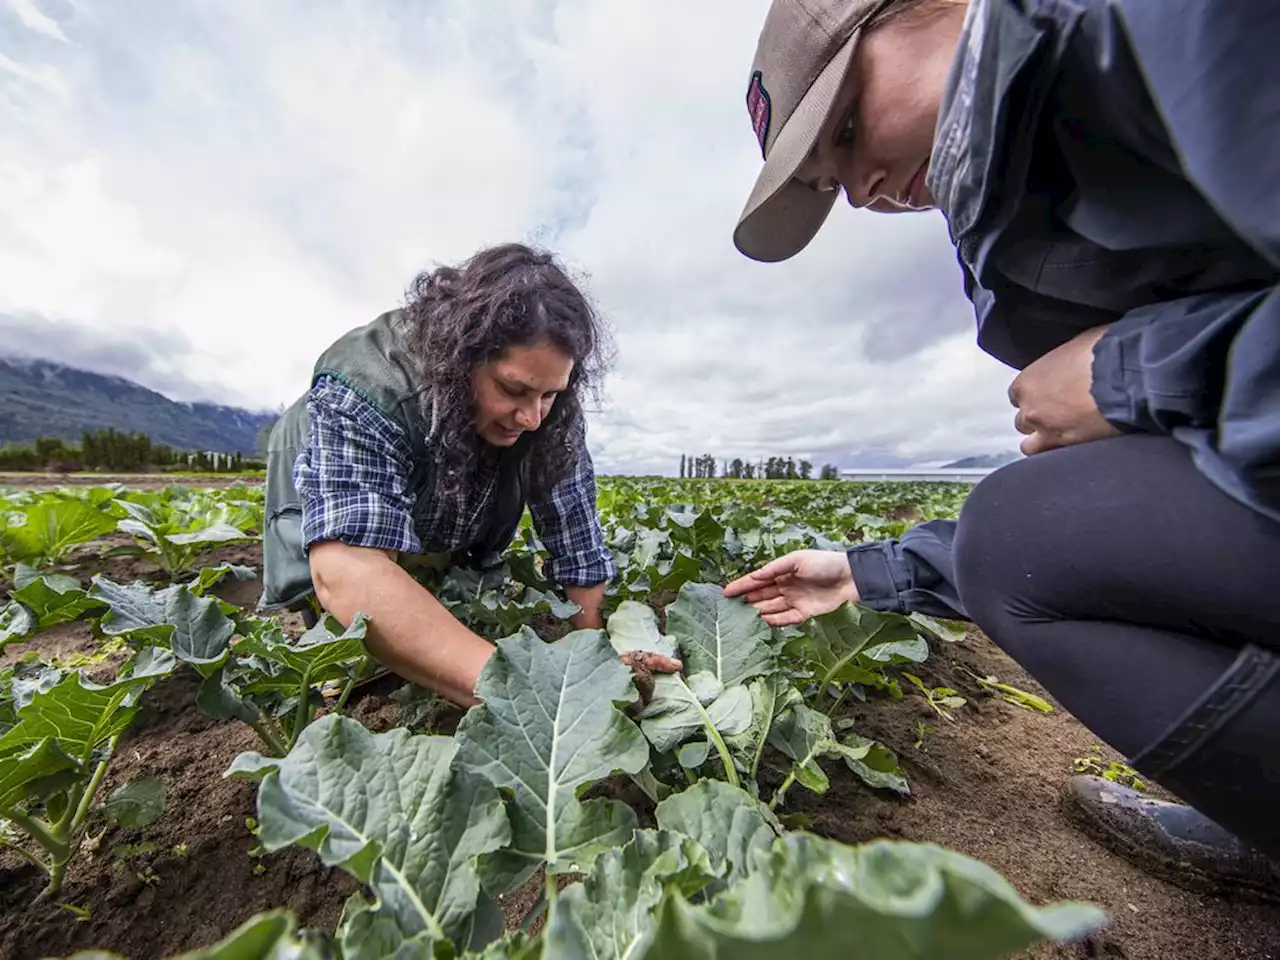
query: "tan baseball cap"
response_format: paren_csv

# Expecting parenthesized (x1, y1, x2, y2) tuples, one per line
(733, 0, 893, 262)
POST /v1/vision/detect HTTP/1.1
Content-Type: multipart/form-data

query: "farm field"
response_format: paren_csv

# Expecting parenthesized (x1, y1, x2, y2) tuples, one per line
(1, 478, 1276, 959)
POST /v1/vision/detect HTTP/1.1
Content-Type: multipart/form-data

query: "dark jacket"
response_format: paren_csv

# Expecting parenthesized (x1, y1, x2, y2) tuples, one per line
(850, 0, 1280, 620)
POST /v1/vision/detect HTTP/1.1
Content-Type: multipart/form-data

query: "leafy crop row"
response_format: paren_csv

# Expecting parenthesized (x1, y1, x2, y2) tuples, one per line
(59, 587, 1102, 959)
(0, 479, 1107, 958)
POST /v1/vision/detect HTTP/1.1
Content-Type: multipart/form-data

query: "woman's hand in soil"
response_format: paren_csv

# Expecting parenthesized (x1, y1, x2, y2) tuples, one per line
(620, 651, 683, 707)
(723, 549, 858, 627)
(1009, 325, 1122, 456)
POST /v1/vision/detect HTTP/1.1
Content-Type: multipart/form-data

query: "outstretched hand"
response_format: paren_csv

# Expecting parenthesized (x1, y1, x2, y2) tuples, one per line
(620, 650, 683, 706)
(722, 549, 858, 626)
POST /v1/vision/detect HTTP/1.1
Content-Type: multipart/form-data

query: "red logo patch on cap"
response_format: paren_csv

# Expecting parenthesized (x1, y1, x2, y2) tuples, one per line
(746, 70, 771, 157)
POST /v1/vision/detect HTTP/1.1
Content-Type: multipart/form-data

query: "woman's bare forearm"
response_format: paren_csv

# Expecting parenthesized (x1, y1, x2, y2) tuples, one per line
(309, 541, 494, 706)
(565, 581, 609, 629)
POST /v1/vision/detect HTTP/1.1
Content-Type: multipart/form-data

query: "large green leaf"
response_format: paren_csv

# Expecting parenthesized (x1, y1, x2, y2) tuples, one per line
(543, 829, 715, 960)
(654, 780, 778, 886)
(666, 510, 727, 561)
(665, 584, 774, 688)
(909, 613, 967, 644)
(0, 656, 175, 763)
(455, 627, 650, 893)
(113, 498, 162, 533)
(187, 563, 258, 598)
(196, 666, 262, 725)
(722, 674, 802, 784)
(239, 613, 369, 685)
(607, 602, 753, 756)
(0, 666, 14, 734)
(638, 834, 1107, 960)
(8, 566, 106, 632)
(227, 715, 510, 952)
(166, 521, 255, 547)
(176, 909, 329, 960)
(0, 737, 77, 810)
(91, 578, 235, 672)
(0, 601, 36, 650)
(784, 604, 919, 687)
(464, 931, 544, 960)
(836, 732, 909, 796)
(630, 528, 667, 573)
(860, 636, 929, 664)
(606, 601, 678, 659)
(635, 673, 753, 755)
(9, 663, 65, 712)
(767, 704, 838, 801)
(102, 775, 167, 828)
(0, 498, 118, 565)
(644, 552, 701, 593)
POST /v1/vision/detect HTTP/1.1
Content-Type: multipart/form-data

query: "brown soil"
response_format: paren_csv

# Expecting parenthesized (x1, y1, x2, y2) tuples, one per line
(2, 545, 1277, 959)
(770, 632, 1280, 959)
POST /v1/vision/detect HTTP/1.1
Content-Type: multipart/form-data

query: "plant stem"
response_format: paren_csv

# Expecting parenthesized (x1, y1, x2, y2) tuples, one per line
(32, 734, 120, 898)
(749, 735, 767, 784)
(332, 677, 358, 715)
(825, 684, 850, 718)
(545, 868, 558, 909)
(748, 683, 780, 783)
(62, 737, 117, 838)
(627, 771, 661, 806)
(675, 676, 739, 789)
(769, 771, 797, 811)
(286, 664, 315, 753)
(332, 656, 371, 716)
(249, 714, 289, 757)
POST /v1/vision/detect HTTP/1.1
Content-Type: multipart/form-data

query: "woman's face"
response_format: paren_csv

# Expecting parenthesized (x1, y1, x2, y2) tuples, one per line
(794, 3, 967, 213)
(472, 341, 573, 447)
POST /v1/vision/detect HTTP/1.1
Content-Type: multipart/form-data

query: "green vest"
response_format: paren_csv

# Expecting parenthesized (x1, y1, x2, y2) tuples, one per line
(259, 309, 533, 612)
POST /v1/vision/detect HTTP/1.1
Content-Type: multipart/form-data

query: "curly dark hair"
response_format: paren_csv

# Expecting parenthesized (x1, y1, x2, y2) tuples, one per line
(397, 243, 613, 496)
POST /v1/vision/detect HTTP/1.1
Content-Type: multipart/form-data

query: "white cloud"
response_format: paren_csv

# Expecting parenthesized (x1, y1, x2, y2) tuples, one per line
(0, 50, 69, 102)
(7, 0, 67, 42)
(0, 0, 1021, 472)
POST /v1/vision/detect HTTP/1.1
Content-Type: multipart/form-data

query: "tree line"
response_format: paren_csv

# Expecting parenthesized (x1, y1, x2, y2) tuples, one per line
(679, 454, 840, 481)
(0, 429, 265, 474)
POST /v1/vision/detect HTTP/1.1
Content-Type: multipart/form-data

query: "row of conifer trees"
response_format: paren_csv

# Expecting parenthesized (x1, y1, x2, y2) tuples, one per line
(0, 429, 262, 473)
(679, 453, 840, 480)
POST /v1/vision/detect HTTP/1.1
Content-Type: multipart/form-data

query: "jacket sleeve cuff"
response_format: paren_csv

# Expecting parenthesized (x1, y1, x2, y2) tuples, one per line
(1091, 319, 1161, 434)
(846, 543, 908, 614)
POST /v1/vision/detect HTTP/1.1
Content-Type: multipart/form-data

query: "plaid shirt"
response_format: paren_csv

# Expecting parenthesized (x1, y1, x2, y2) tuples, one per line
(292, 375, 616, 586)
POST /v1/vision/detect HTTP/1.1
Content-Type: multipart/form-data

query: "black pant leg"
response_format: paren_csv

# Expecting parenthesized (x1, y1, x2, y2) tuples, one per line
(953, 434, 1280, 857)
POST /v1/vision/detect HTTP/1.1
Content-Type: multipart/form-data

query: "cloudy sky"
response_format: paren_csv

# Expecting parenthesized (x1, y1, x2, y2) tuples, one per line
(0, 0, 1022, 473)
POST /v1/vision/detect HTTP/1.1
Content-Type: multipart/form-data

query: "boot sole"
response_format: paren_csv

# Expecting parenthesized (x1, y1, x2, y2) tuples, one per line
(1062, 788, 1280, 905)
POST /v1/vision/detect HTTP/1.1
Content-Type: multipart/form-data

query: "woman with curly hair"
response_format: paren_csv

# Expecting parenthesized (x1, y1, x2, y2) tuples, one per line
(725, 0, 1279, 901)
(260, 243, 678, 706)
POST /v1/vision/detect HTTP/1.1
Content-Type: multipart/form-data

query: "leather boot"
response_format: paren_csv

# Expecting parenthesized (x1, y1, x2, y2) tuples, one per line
(1064, 775, 1280, 903)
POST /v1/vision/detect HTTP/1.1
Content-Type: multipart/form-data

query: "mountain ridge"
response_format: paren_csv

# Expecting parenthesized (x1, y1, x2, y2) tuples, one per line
(940, 452, 1021, 469)
(0, 356, 277, 455)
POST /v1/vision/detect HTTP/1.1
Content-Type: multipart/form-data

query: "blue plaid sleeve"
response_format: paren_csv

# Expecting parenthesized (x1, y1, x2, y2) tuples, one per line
(527, 433, 617, 587)
(292, 375, 421, 555)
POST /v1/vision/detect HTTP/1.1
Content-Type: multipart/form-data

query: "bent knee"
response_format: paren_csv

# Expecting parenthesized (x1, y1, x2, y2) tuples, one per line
(954, 458, 1047, 639)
